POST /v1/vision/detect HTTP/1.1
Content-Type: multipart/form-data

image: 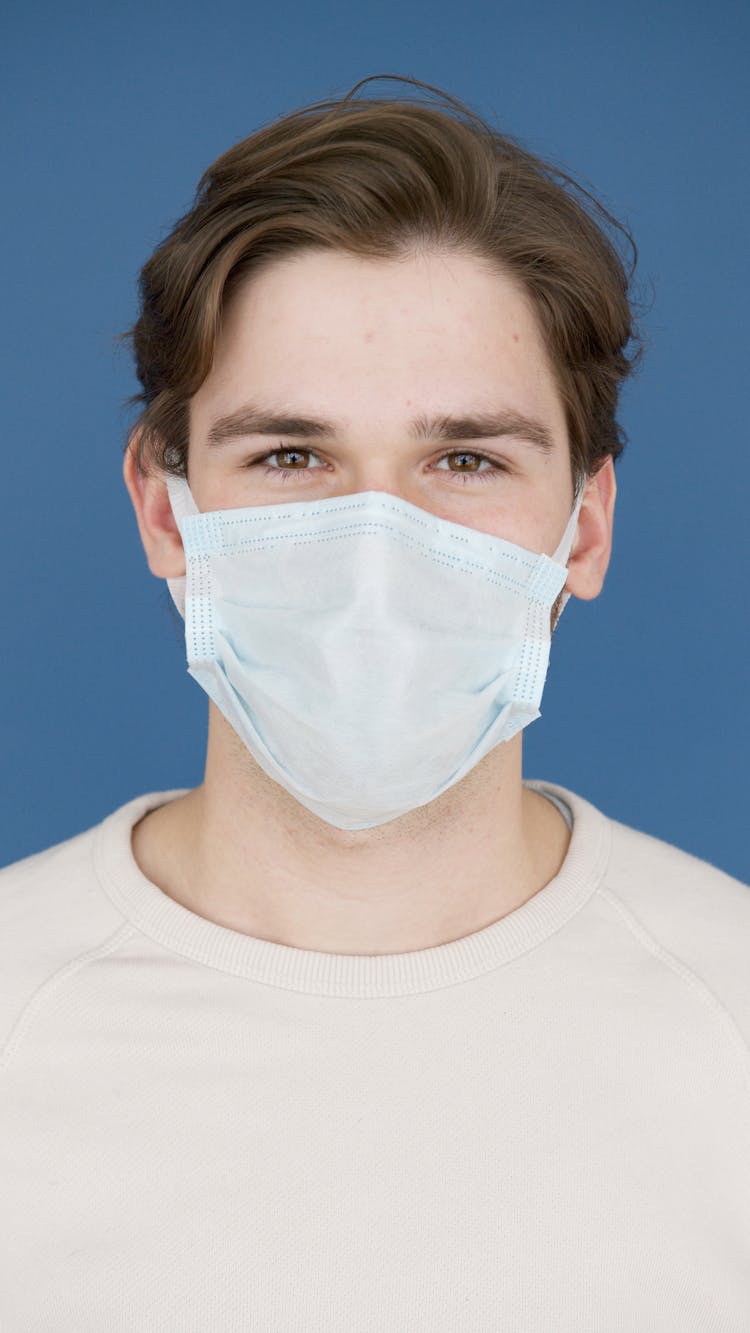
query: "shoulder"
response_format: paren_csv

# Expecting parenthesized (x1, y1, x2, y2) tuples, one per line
(535, 776, 749, 909)
(0, 819, 117, 945)
(603, 812, 749, 921)
(0, 795, 165, 1057)
(541, 780, 750, 1049)
(600, 810, 750, 1046)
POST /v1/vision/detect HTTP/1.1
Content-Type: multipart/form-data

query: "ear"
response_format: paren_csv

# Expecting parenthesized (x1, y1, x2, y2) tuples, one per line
(564, 456, 616, 600)
(122, 431, 186, 579)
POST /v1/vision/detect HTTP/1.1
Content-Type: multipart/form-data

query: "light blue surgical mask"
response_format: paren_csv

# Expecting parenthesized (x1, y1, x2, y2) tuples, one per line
(165, 478, 584, 830)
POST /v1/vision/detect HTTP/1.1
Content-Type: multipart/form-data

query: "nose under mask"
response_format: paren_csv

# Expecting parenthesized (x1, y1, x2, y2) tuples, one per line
(164, 477, 583, 830)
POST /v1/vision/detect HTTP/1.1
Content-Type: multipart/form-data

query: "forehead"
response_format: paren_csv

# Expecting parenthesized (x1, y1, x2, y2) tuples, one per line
(221, 246, 541, 344)
(197, 247, 566, 438)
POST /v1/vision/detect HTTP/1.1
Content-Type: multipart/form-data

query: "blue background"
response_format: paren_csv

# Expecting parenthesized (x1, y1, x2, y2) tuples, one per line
(2, 0, 748, 880)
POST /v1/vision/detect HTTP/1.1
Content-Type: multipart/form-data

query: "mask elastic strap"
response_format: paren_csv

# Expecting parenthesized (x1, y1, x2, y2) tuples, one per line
(551, 486, 585, 566)
(165, 473, 200, 524)
(164, 475, 200, 620)
(551, 486, 585, 617)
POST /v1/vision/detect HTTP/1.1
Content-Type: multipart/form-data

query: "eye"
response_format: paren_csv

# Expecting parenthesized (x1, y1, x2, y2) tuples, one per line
(433, 450, 509, 484)
(248, 447, 327, 479)
(246, 445, 510, 484)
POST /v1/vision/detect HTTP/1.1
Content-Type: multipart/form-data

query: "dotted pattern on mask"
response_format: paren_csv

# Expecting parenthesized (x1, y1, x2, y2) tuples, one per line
(185, 550, 215, 665)
(186, 493, 539, 565)
(514, 597, 552, 705)
(181, 512, 565, 607)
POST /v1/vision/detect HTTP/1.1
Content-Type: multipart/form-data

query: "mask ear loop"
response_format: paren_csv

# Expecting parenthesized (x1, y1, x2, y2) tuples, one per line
(552, 484, 586, 616)
(164, 474, 200, 619)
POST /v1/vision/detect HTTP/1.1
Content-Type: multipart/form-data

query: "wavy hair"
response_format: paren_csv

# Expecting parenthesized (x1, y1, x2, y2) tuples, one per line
(119, 73, 647, 501)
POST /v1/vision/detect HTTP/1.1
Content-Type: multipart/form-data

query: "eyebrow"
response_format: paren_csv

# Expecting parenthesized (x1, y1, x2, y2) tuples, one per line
(205, 403, 556, 455)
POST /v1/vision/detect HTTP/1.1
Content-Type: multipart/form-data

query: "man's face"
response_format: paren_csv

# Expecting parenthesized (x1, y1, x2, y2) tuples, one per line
(187, 246, 576, 559)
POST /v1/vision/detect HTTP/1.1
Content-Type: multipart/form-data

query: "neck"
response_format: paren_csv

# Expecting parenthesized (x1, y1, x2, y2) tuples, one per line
(131, 704, 571, 955)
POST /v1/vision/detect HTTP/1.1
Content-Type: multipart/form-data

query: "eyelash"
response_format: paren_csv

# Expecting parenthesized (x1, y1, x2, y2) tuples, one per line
(246, 446, 510, 485)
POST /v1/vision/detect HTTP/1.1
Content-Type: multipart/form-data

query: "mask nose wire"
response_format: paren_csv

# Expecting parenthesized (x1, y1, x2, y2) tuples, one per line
(164, 474, 587, 618)
(166, 473, 585, 557)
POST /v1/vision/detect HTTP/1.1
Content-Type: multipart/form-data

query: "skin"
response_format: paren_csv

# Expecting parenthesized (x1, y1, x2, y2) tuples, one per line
(122, 246, 616, 955)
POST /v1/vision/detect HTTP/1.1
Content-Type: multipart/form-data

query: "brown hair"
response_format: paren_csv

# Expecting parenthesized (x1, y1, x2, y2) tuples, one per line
(119, 73, 646, 499)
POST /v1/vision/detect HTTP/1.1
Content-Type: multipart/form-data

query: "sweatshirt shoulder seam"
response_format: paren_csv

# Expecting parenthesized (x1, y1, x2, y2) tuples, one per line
(0, 921, 138, 1075)
(596, 881, 750, 1103)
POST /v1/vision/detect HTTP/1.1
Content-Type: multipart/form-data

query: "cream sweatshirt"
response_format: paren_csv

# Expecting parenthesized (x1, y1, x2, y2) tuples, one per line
(1, 779, 749, 1332)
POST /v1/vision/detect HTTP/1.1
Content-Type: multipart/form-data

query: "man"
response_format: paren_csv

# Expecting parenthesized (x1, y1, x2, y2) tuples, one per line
(2, 76, 749, 1330)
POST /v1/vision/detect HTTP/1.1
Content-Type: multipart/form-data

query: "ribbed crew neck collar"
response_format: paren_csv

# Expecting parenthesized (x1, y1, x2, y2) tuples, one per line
(92, 781, 612, 997)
